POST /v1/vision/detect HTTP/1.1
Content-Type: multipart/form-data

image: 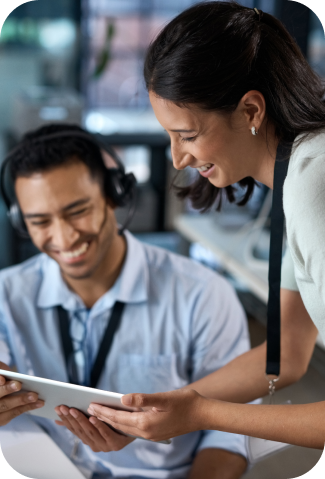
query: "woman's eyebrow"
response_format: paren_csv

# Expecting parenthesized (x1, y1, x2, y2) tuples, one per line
(170, 129, 197, 133)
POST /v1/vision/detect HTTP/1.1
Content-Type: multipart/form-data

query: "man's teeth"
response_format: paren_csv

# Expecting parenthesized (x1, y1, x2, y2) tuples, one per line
(197, 164, 213, 172)
(60, 242, 89, 259)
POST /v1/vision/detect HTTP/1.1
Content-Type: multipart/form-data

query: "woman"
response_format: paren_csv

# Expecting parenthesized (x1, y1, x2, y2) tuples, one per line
(88, 2, 325, 448)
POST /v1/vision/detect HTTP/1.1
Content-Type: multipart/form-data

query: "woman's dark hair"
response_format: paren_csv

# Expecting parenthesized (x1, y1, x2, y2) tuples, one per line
(144, 1, 325, 210)
(9, 123, 107, 192)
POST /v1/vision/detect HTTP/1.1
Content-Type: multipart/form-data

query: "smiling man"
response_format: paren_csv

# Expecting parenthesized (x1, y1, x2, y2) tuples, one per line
(0, 124, 250, 479)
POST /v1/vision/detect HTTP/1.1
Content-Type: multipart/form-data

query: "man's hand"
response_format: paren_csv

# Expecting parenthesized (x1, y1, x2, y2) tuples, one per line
(188, 448, 247, 479)
(54, 405, 135, 452)
(0, 362, 44, 426)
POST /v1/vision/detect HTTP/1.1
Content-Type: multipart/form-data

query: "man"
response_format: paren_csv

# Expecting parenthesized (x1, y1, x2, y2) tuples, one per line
(0, 124, 249, 479)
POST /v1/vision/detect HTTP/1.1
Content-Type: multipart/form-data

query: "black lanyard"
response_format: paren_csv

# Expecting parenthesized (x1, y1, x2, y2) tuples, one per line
(266, 145, 290, 377)
(57, 301, 125, 389)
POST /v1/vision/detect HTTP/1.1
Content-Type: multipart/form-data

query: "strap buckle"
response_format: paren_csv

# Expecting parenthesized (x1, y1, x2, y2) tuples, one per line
(265, 374, 280, 404)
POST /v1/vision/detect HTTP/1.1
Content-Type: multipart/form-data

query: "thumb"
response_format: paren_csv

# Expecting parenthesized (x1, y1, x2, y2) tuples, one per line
(0, 362, 10, 371)
(121, 392, 169, 410)
(0, 362, 11, 387)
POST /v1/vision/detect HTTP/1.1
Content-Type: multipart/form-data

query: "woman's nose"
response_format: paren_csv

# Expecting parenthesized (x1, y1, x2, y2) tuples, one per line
(171, 143, 194, 170)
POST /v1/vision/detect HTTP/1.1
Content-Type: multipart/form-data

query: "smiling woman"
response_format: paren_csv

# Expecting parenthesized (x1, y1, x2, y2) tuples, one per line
(144, 1, 325, 210)
(87, 1, 325, 451)
(149, 91, 277, 189)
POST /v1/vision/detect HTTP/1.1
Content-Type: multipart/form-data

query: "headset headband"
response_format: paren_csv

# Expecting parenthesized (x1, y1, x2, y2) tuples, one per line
(5, 130, 125, 170)
(0, 129, 137, 236)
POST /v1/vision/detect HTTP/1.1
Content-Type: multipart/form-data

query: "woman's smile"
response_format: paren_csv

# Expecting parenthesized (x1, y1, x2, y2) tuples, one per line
(196, 164, 216, 178)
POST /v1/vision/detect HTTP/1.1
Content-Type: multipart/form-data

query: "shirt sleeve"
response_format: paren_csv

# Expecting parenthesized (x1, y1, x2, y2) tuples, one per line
(285, 152, 325, 303)
(190, 273, 251, 458)
(281, 247, 299, 291)
(0, 311, 13, 366)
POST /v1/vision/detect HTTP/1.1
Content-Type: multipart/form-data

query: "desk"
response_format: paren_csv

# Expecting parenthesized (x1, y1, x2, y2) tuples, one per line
(174, 213, 325, 352)
(0, 415, 86, 479)
(174, 213, 269, 303)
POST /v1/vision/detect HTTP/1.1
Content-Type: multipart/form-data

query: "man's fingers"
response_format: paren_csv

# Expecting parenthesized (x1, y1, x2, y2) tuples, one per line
(55, 406, 102, 448)
(55, 407, 84, 436)
(0, 381, 22, 398)
(89, 416, 118, 439)
(69, 409, 98, 440)
(89, 417, 135, 449)
(0, 362, 11, 372)
(0, 400, 44, 426)
(0, 391, 39, 413)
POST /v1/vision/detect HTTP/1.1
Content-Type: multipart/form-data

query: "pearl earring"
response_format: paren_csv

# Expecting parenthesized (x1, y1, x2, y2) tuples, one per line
(251, 127, 258, 136)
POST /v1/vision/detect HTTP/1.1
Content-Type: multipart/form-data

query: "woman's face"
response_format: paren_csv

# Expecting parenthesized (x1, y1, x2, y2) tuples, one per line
(149, 92, 273, 188)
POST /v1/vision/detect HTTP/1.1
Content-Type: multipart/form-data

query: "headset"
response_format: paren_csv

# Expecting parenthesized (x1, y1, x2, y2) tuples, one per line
(0, 130, 137, 238)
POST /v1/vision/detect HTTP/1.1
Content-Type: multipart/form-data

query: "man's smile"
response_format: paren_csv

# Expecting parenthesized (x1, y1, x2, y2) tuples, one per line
(54, 241, 91, 264)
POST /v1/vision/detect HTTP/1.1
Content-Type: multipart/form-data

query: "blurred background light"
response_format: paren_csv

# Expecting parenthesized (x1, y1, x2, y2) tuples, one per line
(39, 19, 76, 52)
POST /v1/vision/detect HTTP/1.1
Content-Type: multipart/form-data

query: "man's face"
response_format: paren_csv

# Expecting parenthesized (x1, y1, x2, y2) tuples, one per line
(15, 160, 118, 280)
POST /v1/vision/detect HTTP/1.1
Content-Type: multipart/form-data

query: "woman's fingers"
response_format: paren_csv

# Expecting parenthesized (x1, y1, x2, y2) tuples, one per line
(121, 392, 169, 410)
(88, 405, 138, 428)
(88, 389, 207, 442)
(87, 405, 163, 440)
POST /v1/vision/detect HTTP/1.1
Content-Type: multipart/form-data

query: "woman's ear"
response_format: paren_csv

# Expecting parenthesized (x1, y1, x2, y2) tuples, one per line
(240, 90, 266, 130)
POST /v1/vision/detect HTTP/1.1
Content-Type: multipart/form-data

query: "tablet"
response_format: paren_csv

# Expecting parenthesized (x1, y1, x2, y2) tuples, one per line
(0, 369, 171, 445)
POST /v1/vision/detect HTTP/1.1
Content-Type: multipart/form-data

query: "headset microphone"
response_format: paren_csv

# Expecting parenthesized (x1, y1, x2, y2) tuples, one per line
(0, 130, 137, 238)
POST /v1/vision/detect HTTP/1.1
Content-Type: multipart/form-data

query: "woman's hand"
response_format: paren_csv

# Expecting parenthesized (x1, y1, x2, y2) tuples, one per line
(88, 389, 209, 442)
(55, 405, 135, 452)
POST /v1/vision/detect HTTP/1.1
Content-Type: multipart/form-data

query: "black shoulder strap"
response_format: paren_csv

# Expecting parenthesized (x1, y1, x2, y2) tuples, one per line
(57, 305, 79, 385)
(90, 301, 125, 388)
(57, 301, 125, 388)
(266, 147, 290, 377)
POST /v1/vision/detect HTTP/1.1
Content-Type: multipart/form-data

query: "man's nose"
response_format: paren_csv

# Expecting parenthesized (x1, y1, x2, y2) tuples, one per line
(171, 142, 194, 170)
(50, 219, 79, 250)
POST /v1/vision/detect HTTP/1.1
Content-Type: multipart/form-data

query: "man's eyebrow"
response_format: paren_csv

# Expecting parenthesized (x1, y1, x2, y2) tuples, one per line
(23, 198, 91, 219)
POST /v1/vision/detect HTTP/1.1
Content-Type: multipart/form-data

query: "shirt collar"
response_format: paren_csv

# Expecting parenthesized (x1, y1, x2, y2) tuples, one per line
(37, 231, 149, 311)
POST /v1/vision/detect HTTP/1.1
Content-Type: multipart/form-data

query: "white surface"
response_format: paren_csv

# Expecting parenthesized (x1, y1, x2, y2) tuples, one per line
(174, 214, 269, 303)
(0, 415, 85, 479)
(246, 435, 291, 464)
(84, 108, 166, 134)
(174, 214, 325, 350)
(0, 369, 134, 421)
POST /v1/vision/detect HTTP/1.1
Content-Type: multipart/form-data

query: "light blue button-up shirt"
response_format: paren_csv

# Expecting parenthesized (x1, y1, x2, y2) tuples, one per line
(0, 231, 250, 479)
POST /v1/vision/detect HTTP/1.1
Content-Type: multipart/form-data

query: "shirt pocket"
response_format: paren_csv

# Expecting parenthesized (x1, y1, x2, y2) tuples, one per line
(115, 353, 186, 394)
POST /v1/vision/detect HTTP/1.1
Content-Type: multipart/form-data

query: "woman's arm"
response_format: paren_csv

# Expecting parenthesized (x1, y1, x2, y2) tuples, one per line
(87, 289, 321, 447)
(189, 288, 318, 402)
(88, 389, 325, 449)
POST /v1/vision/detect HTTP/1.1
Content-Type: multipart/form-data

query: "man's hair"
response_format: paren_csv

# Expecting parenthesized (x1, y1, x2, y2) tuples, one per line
(9, 123, 107, 194)
(144, 1, 325, 210)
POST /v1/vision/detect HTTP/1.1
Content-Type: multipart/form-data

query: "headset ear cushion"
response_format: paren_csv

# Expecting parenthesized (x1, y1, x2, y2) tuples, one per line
(9, 203, 30, 238)
(104, 169, 137, 207)
(121, 172, 137, 203)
